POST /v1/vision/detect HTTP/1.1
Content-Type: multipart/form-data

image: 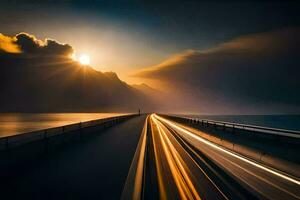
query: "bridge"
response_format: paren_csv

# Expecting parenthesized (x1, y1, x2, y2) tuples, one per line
(0, 114, 299, 199)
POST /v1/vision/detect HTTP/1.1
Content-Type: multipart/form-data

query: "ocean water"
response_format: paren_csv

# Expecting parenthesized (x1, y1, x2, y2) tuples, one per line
(0, 113, 126, 137)
(181, 115, 300, 131)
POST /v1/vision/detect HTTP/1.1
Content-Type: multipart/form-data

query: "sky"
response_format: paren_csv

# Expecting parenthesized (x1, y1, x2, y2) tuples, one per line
(0, 0, 299, 114)
(1, 0, 299, 83)
(133, 27, 300, 113)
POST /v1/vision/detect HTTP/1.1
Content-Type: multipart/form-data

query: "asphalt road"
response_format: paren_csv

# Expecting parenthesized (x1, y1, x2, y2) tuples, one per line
(145, 114, 300, 200)
(2, 114, 299, 200)
(1, 115, 146, 200)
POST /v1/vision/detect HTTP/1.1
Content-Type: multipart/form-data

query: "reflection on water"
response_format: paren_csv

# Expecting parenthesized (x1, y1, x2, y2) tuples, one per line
(0, 113, 127, 137)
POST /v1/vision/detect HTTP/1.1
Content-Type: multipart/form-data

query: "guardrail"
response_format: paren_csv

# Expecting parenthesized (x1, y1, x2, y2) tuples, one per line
(121, 115, 149, 200)
(0, 114, 140, 177)
(178, 116, 300, 139)
(0, 114, 138, 152)
(160, 114, 300, 178)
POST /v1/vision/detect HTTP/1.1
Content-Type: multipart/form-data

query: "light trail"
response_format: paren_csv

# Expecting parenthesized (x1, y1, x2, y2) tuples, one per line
(132, 117, 148, 200)
(151, 114, 202, 200)
(154, 114, 300, 186)
(121, 116, 149, 200)
(150, 115, 167, 200)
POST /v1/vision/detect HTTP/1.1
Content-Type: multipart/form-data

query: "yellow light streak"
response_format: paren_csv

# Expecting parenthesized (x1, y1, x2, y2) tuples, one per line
(154, 114, 300, 186)
(132, 116, 148, 200)
(150, 115, 168, 200)
(151, 114, 202, 200)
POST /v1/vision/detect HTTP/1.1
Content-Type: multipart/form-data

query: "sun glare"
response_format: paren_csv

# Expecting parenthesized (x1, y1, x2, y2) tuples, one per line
(78, 54, 90, 65)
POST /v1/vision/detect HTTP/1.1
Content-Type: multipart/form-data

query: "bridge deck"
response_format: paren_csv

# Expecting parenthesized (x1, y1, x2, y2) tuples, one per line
(0, 115, 146, 200)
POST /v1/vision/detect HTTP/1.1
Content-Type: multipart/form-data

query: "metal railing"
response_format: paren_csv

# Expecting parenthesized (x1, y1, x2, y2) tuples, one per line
(159, 114, 300, 179)
(169, 115, 300, 139)
(0, 114, 138, 151)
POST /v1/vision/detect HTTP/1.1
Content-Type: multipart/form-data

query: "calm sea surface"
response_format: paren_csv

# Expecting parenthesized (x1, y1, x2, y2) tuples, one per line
(180, 115, 300, 131)
(0, 113, 127, 137)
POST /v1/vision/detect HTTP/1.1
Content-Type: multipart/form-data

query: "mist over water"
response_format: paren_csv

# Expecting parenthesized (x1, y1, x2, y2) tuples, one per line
(0, 113, 126, 137)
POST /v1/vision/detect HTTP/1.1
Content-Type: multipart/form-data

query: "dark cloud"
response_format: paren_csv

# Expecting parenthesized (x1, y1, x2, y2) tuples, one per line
(43, 39, 73, 56)
(134, 28, 300, 114)
(15, 32, 73, 56)
(15, 33, 41, 53)
(0, 32, 152, 112)
(0, 32, 73, 57)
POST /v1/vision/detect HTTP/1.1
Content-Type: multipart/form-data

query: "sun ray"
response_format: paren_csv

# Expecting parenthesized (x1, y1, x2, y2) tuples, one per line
(79, 54, 90, 65)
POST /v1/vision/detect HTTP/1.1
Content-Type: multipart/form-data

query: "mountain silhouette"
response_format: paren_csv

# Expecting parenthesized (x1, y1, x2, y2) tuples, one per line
(0, 53, 152, 112)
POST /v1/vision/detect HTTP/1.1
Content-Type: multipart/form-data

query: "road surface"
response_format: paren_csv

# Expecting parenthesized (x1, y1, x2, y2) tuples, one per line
(132, 114, 300, 200)
(1, 114, 300, 200)
(1, 115, 146, 200)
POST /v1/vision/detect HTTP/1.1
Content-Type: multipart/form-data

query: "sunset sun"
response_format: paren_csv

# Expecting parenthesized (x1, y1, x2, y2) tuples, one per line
(78, 54, 90, 65)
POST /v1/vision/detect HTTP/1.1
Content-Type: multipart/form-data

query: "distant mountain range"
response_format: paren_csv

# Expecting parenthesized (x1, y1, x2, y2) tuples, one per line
(0, 53, 156, 112)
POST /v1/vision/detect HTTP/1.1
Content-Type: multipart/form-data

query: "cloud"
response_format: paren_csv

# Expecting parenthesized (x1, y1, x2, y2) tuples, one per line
(0, 33, 21, 53)
(134, 28, 300, 114)
(15, 32, 73, 56)
(0, 32, 73, 56)
(0, 32, 153, 112)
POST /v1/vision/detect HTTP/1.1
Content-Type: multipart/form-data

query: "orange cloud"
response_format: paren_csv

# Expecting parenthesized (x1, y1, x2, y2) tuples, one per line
(0, 32, 73, 57)
(133, 50, 198, 77)
(132, 27, 300, 114)
(134, 27, 300, 78)
(0, 33, 21, 53)
(205, 27, 299, 55)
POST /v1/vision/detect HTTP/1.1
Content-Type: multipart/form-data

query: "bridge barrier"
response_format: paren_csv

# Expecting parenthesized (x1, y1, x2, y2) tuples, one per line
(0, 114, 138, 175)
(183, 116, 300, 139)
(121, 115, 149, 200)
(160, 114, 300, 178)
